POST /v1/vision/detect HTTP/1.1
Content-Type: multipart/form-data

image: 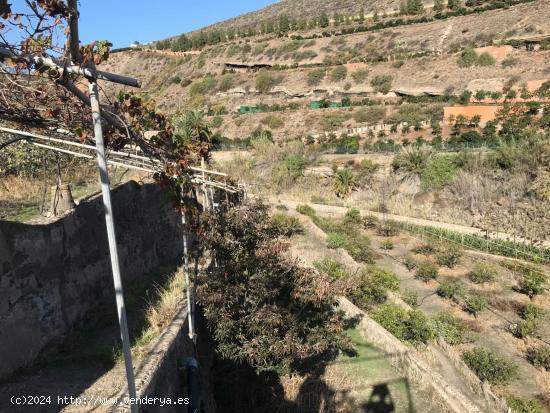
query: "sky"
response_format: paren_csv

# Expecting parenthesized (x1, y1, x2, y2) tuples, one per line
(76, 0, 278, 48)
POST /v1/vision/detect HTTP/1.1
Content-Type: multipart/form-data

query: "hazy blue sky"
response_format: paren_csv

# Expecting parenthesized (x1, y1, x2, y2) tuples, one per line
(77, 0, 277, 48)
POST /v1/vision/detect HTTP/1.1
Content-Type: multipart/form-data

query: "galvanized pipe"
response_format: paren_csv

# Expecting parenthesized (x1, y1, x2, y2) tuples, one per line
(89, 78, 138, 412)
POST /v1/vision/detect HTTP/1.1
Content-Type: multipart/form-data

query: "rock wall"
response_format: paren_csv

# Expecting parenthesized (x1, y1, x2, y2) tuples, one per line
(0, 181, 182, 379)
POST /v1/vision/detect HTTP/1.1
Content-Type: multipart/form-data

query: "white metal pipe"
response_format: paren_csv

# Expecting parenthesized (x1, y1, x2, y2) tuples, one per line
(89, 78, 138, 411)
(189, 166, 227, 177)
(180, 189, 194, 341)
(24, 140, 156, 173)
(0, 47, 140, 87)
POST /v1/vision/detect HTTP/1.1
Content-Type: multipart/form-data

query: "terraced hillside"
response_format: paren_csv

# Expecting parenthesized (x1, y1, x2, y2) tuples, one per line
(100, 0, 549, 142)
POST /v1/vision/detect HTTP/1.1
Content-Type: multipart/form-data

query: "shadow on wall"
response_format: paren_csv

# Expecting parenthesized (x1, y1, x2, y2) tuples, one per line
(0, 181, 183, 380)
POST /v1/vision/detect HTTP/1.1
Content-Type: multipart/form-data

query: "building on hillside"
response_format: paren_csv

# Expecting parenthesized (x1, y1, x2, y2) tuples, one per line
(443, 105, 502, 126)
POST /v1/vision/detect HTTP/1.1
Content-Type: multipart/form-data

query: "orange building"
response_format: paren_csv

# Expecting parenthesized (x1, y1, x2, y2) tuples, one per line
(443, 105, 502, 125)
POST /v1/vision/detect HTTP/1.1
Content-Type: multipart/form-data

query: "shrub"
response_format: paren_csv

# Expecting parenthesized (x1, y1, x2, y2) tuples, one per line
(371, 304, 408, 339)
(462, 348, 519, 384)
(527, 345, 550, 371)
(218, 74, 235, 92)
(458, 47, 478, 68)
(354, 266, 400, 306)
(505, 395, 544, 413)
(519, 271, 547, 298)
(363, 215, 379, 229)
(405, 310, 435, 344)
(326, 232, 346, 249)
(513, 319, 537, 339)
(519, 303, 545, 322)
(436, 245, 462, 268)
(308, 68, 326, 86)
(321, 112, 345, 131)
(189, 75, 217, 97)
(314, 259, 349, 281)
(376, 220, 400, 237)
(413, 241, 437, 255)
(370, 75, 393, 94)
(296, 204, 316, 217)
(403, 254, 418, 271)
(371, 304, 434, 345)
(420, 155, 458, 190)
(468, 263, 498, 284)
(415, 262, 439, 282)
(343, 208, 361, 227)
(351, 68, 369, 83)
(345, 235, 374, 263)
(477, 52, 496, 66)
(210, 116, 223, 128)
(501, 56, 519, 68)
(330, 66, 348, 82)
(437, 281, 464, 302)
(380, 239, 394, 250)
(283, 154, 305, 179)
(463, 294, 487, 318)
(256, 71, 283, 93)
(353, 106, 386, 124)
(261, 115, 284, 129)
(271, 213, 304, 237)
(402, 290, 419, 307)
(433, 312, 469, 345)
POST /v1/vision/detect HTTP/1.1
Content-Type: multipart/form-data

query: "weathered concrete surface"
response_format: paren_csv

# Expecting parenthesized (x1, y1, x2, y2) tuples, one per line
(0, 181, 182, 379)
(107, 309, 216, 413)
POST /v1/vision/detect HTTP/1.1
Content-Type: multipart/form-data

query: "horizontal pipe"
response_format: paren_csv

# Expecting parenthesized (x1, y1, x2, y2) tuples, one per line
(0, 47, 140, 88)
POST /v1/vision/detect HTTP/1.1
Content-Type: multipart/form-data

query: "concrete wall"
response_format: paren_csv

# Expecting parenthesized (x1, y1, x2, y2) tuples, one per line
(108, 309, 216, 413)
(0, 181, 183, 379)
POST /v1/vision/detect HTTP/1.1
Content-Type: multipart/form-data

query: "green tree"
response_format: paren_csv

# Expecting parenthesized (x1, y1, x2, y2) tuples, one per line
(197, 202, 352, 373)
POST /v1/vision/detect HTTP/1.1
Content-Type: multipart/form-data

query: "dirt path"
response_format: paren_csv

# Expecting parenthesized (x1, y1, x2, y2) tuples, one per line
(273, 198, 550, 249)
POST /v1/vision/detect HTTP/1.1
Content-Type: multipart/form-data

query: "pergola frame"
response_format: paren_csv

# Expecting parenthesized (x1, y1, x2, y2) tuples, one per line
(0, 2, 239, 410)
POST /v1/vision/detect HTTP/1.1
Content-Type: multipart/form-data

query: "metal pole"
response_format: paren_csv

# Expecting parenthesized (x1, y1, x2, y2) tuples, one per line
(89, 79, 138, 411)
(180, 189, 195, 341)
(201, 158, 208, 210)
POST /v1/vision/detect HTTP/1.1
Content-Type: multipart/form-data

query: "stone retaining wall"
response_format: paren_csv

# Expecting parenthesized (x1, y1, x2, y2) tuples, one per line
(0, 181, 182, 379)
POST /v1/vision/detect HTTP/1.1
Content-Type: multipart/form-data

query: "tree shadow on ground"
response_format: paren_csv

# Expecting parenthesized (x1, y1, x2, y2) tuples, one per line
(211, 316, 417, 413)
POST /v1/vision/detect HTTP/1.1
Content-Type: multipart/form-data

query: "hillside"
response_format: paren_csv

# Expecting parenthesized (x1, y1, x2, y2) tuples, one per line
(100, 0, 549, 142)
(187, 0, 420, 34)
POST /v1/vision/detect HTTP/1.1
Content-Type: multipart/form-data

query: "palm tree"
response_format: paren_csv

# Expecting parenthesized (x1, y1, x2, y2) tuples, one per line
(174, 110, 211, 146)
(333, 168, 356, 198)
(391, 145, 433, 176)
